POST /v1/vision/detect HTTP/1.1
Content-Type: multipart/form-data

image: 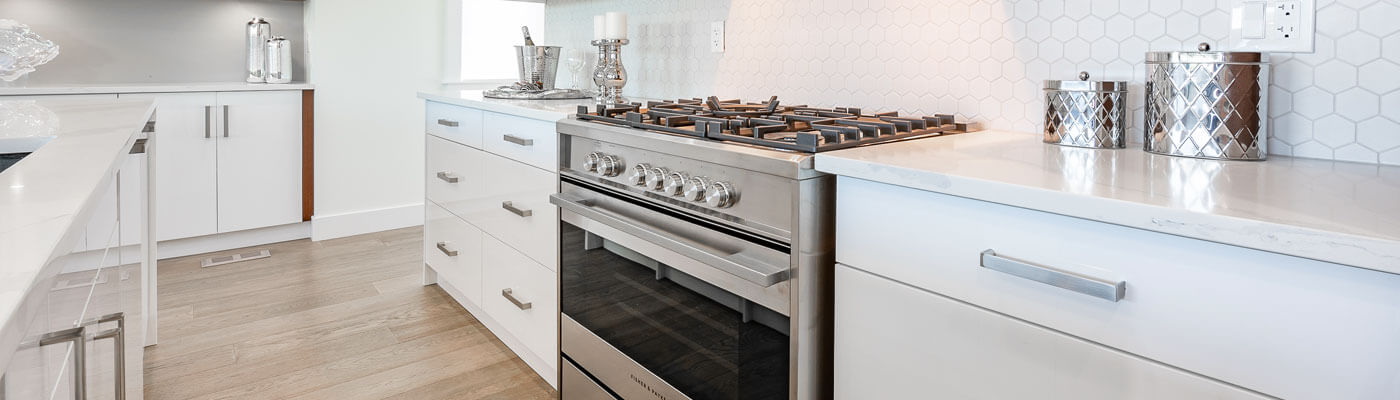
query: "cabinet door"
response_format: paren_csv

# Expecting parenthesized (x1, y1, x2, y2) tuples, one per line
(120, 92, 218, 241)
(833, 264, 1268, 400)
(214, 91, 302, 233)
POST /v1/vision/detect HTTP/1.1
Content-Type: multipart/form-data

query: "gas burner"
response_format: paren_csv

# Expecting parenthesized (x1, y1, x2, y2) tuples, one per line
(575, 96, 980, 153)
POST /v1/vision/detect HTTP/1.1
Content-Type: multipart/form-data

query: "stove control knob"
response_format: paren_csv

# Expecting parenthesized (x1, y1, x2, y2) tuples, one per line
(599, 155, 624, 177)
(683, 176, 711, 201)
(583, 152, 602, 173)
(629, 163, 651, 186)
(645, 167, 671, 190)
(663, 172, 689, 196)
(705, 181, 736, 208)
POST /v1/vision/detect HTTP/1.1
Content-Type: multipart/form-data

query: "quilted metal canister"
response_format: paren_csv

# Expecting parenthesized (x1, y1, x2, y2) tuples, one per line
(1144, 43, 1270, 160)
(1044, 72, 1128, 148)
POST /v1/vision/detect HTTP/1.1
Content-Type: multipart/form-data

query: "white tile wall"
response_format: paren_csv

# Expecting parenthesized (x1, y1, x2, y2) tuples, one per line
(545, 0, 1400, 165)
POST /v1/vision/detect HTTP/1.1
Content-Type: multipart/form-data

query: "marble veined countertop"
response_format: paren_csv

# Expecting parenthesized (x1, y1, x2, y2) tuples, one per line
(817, 130, 1400, 275)
(0, 97, 155, 371)
(0, 81, 314, 96)
(418, 89, 597, 121)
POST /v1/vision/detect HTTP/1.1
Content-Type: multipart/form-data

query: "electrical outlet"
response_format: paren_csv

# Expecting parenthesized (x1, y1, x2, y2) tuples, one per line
(710, 21, 725, 53)
(1230, 0, 1315, 52)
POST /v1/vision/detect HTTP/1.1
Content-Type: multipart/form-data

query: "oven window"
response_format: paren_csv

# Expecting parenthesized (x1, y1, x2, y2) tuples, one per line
(560, 221, 789, 399)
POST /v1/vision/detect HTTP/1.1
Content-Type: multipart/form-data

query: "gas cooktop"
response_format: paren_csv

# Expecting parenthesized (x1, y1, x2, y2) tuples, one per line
(575, 96, 980, 153)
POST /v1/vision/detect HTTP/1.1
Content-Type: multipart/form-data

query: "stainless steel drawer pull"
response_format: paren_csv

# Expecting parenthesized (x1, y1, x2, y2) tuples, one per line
(436, 242, 458, 257)
(91, 313, 126, 400)
(437, 118, 459, 127)
(503, 134, 534, 146)
(40, 326, 86, 399)
(980, 249, 1125, 302)
(435, 171, 460, 183)
(222, 105, 230, 138)
(204, 106, 212, 138)
(502, 288, 532, 310)
(502, 201, 533, 217)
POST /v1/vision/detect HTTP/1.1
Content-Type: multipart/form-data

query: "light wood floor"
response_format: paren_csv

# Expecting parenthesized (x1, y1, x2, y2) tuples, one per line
(144, 226, 555, 400)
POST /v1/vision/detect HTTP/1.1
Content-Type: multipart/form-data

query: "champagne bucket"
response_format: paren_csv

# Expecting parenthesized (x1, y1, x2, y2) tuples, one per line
(515, 45, 561, 90)
(245, 17, 271, 83)
(265, 37, 292, 84)
(1144, 43, 1270, 160)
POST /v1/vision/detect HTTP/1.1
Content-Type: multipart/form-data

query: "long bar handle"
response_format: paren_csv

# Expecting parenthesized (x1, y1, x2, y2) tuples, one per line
(550, 193, 790, 287)
(501, 201, 532, 217)
(91, 313, 125, 400)
(501, 288, 532, 310)
(503, 134, 534, 146)
(204, 106, 212, 138)
(979, 249, 1125, 302)
(435, 241, 458, 257)
(436, 118, 459, 127)
(39, 326, 86, 399)
(222, 105, 230, 138)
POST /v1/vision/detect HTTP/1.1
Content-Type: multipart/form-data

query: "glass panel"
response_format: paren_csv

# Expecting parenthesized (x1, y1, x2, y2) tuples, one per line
(560, 221, 789, 400)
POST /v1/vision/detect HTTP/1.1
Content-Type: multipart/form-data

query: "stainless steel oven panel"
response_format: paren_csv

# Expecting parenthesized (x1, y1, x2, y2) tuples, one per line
(562, 357, 618, 400)
(553, 185, 792, 314)
(562, 133, 798, 243)
(562, 314, 693, 400)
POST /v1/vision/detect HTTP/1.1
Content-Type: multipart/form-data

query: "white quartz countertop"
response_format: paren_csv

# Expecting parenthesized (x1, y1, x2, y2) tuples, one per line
(0, 81, 314, 96)
(418, 89, 596, 121)
(816, 130, 1400, 275)
(0, 98, 154, 371)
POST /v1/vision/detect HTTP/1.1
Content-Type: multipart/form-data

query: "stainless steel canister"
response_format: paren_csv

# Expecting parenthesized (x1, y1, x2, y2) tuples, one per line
(1144, 43, 1270, 160)
(265, 37, 292, 84)
(246, 17, 271, 83)
(1044, 72, 1128, 148)
(515, 45, 562, 90)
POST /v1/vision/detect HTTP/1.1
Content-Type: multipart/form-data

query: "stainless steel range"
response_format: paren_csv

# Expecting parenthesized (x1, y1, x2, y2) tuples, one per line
(551, 97, 977, 400)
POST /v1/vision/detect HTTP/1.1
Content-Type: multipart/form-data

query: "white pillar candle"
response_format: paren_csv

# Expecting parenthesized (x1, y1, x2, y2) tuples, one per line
(593, 15, 605, 40)
(604, 11, 627, 39)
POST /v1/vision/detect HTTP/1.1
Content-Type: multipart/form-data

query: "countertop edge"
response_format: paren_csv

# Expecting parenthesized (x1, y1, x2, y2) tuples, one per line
(815, 153, 1400, 276)
(417, 92, 572, 121)
(0, 82, 315, 96)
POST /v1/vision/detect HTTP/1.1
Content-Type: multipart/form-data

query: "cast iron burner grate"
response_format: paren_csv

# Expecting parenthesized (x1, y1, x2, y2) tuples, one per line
(575, 96, 980, 153)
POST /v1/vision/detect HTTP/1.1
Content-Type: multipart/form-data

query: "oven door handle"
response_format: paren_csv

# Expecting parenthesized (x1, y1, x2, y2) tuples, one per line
(550, 193, 791, 287)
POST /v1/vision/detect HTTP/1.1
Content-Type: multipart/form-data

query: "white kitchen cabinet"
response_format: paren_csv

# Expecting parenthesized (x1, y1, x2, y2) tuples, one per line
(832, 175, 1400, 399)
(833, 264, 1266, 400)
(214, 91, 303, 233)
(120, 91, 302, 242)
(124, 92, 219, 241)
(420, 100, 562, 387)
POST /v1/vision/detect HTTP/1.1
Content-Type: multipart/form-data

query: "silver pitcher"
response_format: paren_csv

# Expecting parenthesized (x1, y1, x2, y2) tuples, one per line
(265, 36, 292, 84)
(245, 17, 271, 83)
(1144, 43, 1270, 160)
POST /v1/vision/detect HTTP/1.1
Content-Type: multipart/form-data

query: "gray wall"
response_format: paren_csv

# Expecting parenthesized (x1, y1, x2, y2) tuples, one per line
(0, 0, 305, 84)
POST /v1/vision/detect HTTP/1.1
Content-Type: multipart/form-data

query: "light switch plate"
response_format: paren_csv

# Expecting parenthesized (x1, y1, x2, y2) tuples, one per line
(1230, 0, 1315, 52)
(710, 21, 725, 53)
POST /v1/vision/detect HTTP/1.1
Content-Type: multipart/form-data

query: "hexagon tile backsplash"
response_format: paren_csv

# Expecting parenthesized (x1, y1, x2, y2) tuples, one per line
(545, 0, 1400, 165)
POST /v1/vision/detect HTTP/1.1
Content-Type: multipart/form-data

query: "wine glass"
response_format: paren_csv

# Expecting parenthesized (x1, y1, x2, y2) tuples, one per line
(565, 50, 588, 92)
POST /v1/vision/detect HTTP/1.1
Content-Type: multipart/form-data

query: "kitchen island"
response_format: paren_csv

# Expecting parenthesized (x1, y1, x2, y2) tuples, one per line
(0, 98, 154, 398)
(815, 130, 1400, 400)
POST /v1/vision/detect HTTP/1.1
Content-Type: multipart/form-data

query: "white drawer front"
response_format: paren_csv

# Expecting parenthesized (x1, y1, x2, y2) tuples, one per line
(426, 101, 483, 148)
(482, 235, 558, 370)
(835, 176, 1400, 400)
(482, 112, 557, 171)
(425, 202, 483, 305)
(834, 264, 1266, 400)
(477, 153, 558, 269)
(425, 135, 486, 215)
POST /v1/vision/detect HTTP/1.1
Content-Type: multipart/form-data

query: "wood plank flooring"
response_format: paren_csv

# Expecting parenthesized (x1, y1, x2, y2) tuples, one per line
(145, 227, 555, 400)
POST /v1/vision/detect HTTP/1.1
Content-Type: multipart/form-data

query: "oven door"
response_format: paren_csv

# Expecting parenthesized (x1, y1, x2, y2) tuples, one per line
(552, 178, 792, 400)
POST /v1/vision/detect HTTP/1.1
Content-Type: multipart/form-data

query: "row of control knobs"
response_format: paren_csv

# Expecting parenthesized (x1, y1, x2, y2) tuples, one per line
(583, 152, 735, 208)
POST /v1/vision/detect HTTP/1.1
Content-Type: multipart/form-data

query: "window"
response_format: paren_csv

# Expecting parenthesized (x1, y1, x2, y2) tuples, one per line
(444, 0, 545, 86)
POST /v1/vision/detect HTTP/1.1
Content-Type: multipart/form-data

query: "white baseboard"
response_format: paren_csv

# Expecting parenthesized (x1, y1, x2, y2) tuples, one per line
(311, 203, 424, 241)
(157, 222, 311, 260)
(431, 266, 558, 389)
